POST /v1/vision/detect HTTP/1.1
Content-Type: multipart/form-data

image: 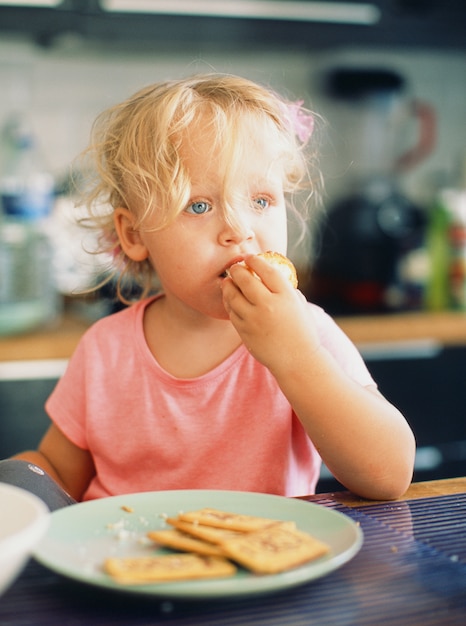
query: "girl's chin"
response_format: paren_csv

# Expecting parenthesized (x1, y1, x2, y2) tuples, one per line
(189, 298, 230, 321)
(209, 307, 231, 321)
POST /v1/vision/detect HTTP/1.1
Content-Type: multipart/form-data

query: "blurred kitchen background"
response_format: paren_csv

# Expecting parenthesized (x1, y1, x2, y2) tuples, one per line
(0, 0, 465, 491)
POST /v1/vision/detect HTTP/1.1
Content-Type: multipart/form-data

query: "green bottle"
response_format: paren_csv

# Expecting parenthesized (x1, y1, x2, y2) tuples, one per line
(425, 191, 451, 311)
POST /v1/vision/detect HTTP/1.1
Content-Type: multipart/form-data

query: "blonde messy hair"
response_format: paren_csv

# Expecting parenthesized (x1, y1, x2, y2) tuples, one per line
(76, 73, 321, 301)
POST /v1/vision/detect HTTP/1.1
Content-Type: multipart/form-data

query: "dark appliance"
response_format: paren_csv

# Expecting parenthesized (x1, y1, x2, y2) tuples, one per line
(309, 67, 436, 315)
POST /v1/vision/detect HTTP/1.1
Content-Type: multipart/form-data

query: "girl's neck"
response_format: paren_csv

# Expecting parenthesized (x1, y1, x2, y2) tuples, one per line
(143, 295, 243, 378)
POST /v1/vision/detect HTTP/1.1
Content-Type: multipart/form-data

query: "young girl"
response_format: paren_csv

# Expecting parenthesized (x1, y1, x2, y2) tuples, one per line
(5, 73, 415, 507)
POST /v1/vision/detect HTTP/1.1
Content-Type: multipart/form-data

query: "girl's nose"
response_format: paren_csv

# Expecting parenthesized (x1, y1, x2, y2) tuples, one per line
(218, 212, 255, 246)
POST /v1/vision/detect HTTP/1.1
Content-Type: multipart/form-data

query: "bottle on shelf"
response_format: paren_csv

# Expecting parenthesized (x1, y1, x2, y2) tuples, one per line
(425, 156, 466, 311)
(0, 113, 58, 336)
(424, 187, 451, 311)
(446, 190, 466, 311)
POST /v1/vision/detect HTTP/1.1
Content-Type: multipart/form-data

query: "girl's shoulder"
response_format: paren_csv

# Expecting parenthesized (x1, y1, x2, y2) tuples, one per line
(77, 297, 156, 358)
(306, 301, 338, 332)
(307, 301, 354, 348)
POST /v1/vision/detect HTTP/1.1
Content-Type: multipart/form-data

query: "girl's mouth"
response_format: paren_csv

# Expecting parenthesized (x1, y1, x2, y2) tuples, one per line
(220, 257, 246, 279)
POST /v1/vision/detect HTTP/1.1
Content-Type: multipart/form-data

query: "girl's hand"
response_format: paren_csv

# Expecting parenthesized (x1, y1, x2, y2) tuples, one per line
(221, 254, 320, 373)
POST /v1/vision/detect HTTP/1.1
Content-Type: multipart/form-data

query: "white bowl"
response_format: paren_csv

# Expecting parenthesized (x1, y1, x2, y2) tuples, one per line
(0, 483, 50, 596)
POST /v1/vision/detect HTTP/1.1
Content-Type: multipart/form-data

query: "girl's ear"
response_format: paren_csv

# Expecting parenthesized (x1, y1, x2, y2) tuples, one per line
(113, 208, 149, 262)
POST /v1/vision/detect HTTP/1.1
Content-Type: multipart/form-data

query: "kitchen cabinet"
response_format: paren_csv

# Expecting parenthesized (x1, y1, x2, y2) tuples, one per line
(367, 345, 466, 476)
(0, 377, 57, 459)
(0, 1, 464, 51)
(318, 341, 466, 492)
(0, 314, 88, 459)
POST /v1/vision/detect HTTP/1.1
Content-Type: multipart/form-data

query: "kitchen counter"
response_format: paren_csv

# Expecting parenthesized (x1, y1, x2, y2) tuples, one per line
(330, 476, 466, 507)
(1, 309, 466, 362)
(0, 314, 91, 362)
(336, 310, 466, 347)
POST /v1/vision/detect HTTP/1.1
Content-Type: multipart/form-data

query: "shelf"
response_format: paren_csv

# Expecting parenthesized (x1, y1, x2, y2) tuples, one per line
(336, 311, 466, 348)
(1, 309, 466, 363)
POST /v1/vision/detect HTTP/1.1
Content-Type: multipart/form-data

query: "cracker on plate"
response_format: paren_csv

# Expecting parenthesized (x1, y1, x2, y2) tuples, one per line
(147, 528, 225, 557)
(104, 553, 236, 585)
(219, 524, 330, 574)
(176, 508, 292, 532)
(166, 517, 244, 545)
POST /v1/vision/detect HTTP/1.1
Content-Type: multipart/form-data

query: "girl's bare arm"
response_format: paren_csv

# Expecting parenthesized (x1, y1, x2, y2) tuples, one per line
(13, 423, 96, 502)
(223, 255, 415, 501)
(269, 348, 415, 500)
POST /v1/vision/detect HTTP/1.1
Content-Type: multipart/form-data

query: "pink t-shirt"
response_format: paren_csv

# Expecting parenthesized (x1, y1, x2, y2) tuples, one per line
(46, 297, 374, 500)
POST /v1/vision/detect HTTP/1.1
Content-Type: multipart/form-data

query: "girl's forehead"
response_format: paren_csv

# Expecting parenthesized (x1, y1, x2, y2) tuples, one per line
(179, 116, 286, 183)
(182, 109, 282, 149)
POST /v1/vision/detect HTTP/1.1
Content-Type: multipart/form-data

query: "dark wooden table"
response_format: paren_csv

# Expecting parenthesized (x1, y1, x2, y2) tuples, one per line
(1, 478, 465, 625)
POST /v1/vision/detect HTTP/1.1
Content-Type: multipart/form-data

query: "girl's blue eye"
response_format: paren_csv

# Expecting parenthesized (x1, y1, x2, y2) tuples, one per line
(186, 201, 211, 215)
(253, 197, 270, 210)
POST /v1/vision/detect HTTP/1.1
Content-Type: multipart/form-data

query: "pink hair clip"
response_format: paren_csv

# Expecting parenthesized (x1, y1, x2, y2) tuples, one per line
(104, 232, 124, 262)
(282, 100, 314, 144)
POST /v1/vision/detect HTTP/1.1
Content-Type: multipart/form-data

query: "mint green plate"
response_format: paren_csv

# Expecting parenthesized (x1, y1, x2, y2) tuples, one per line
(34, 490, 362, 599)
